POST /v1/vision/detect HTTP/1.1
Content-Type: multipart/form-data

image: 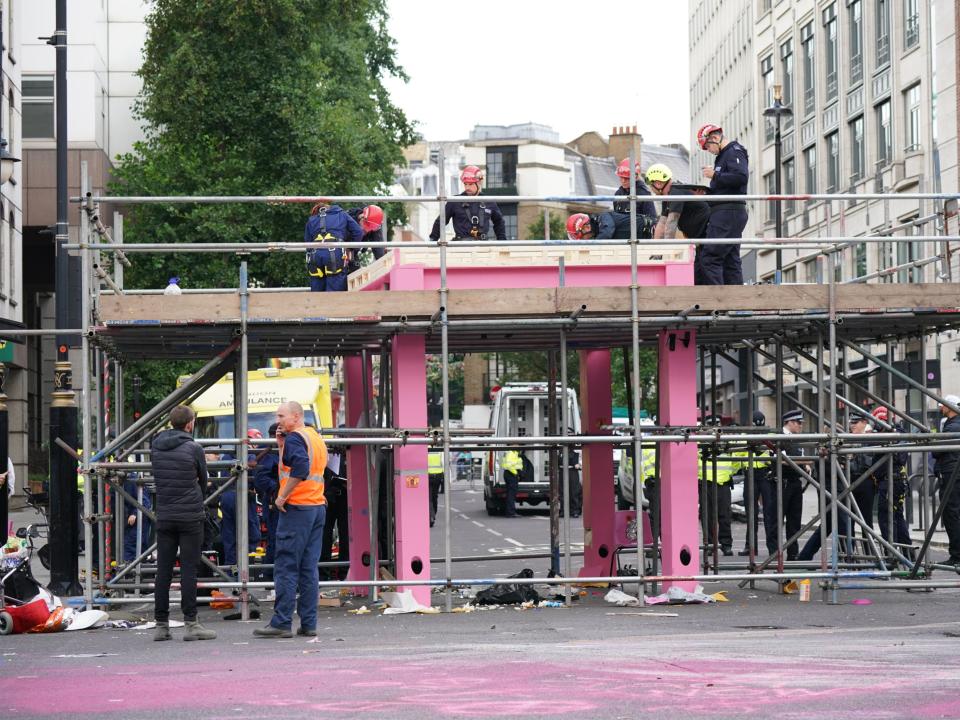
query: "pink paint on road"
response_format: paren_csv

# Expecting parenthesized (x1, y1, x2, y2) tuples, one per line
(4, 655, 959, 718)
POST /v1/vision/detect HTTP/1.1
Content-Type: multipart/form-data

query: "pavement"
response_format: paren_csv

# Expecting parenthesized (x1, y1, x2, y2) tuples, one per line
(3, 485, 959, 718)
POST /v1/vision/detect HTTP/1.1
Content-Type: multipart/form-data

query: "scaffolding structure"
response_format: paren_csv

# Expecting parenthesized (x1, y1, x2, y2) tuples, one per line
(10, 157, 960, 615)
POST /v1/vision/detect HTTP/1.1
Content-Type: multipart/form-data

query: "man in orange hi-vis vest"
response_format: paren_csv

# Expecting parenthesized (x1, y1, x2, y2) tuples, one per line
(254, 401, 328, 638)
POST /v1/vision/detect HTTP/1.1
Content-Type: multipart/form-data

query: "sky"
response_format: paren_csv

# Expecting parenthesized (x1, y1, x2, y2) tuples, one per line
(384, 0, 690, 147)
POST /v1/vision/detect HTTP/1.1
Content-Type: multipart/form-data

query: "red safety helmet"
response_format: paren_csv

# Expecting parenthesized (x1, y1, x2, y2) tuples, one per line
(697, 123, 723, 150)
(247, 428, 263, 439)
(566, 213, 592, 240)
(871, 406, 889, 422)
(616, 158, 642, 179)
(460, 165, 484, 185)
(359, 204, 384, 233)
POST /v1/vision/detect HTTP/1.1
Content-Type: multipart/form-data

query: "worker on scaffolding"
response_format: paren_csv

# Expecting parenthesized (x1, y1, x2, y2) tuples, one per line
(870, 406, 912, 559)
(429, 165, 507, 242)
(698, 415, 736, 556)
(346, 204, 387, 272)
(304, 201, 363, 291)
(934, 394, 960, 567)
(565, 210, 656, 241)
(697, 123, 749, 285)
(612, 159, 657, 220)
(645, 164, 712, 282)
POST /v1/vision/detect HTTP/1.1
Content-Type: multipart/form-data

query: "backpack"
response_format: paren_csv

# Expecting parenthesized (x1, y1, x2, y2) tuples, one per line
(306, 209, 346, 274)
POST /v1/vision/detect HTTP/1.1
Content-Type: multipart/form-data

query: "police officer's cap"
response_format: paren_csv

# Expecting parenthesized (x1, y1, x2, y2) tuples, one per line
(703, 414, 722, 426)
(782, 409, 803, 424)
(752, 411, 765, 427)
(848, 412, 869, 425)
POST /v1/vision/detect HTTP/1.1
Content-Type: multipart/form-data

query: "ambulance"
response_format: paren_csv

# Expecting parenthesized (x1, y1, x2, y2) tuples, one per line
(183, 366, 334, 439)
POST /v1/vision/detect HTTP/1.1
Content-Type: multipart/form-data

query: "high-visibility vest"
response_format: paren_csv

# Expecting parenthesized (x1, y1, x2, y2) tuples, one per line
(279, 426, 328, 505)
(623, 447, 657, 481)
(698, 449, 738, 485)
(428, 452, 444, 475)
(732, 447, 772, 469)
(502, 450, 523, 475)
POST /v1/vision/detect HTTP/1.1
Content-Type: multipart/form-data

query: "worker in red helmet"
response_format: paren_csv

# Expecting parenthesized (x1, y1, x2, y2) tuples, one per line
(697, 123, 749, 285)
(565, 210, 656, 241)
(429, 165, 507, 242)
(613, 159, 657, 220)
(870, 406, 912, 557)
(346, 204, 388, 274)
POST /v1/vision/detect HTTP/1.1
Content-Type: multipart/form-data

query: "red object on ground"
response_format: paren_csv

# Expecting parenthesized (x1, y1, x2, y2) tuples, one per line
(6, 598, 51, 634)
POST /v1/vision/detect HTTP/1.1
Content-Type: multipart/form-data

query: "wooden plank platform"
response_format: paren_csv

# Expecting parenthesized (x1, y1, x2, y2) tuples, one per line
(92, 284, 960, 360)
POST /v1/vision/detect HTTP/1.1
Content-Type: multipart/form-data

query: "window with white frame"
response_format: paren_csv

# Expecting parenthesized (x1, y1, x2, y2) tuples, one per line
(876, 0, 891, 68)
(876, 99, 892, 166)
(781, 39, 794, 128)
(825, 131, 840, 192)
(848, 0, 863, 85)
(850, 115, 865, 181)
(823, 4, 838, 103)
(904, 83, 921, 152)
(904, 0, 920, 49)
(23, 75, 55, 139)
(762, 54, 775, 143)
(801, 22, 816, 116)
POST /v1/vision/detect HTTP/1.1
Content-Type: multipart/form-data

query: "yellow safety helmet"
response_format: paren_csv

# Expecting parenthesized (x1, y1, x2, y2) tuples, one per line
(644, 163, 673, 185)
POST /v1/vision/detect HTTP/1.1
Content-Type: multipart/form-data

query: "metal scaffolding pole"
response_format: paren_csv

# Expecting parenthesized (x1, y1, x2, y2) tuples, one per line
(437, 146, 453, 613)
(236, 260, 251, 620)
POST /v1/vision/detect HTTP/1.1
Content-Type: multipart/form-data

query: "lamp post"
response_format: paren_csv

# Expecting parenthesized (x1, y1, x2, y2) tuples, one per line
(763, 83, 793, 284)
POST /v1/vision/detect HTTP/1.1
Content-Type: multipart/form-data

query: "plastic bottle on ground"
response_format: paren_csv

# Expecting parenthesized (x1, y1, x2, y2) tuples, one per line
(163, 277, 182, 295)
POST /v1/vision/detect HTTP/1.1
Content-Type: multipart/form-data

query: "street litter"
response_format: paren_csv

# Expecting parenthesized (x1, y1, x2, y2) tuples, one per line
(605, 612, 679, 617)
(381, 591, 439, 614)
(475, 569, 540, 606)
(851, 598, 873, 606)
(538, 600, 564, 608)
(133, 620, 185, 630)
(645, 585, 717, 605)
(348, 606, 371, 615)
(604, 588, 642, 607)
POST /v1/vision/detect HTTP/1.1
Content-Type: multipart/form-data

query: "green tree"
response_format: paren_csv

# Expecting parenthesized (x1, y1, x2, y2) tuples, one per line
(113, 0, 416, 411)
(525, 211, 568, 241)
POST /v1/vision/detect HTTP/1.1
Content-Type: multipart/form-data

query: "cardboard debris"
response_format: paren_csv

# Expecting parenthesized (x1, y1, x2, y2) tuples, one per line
(318, 597, 342, 608)
(380, 591, 439, 615)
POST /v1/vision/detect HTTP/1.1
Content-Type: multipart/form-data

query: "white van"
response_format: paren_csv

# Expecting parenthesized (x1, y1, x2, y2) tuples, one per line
(482, 383, 581, 515)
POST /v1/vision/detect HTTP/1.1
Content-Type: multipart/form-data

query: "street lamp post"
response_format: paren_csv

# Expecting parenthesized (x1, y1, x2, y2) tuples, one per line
(763, 84, 793, 284)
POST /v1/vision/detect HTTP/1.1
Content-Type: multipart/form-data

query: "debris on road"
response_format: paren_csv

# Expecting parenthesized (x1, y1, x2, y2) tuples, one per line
(475, 569, 540, 606)
(381, 591, 439, 615)
(604, 588, 642, 607)
(645, 585, 718, 605)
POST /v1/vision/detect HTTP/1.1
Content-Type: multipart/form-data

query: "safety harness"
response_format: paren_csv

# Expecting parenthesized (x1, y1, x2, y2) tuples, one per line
(306, 208, 346, 279)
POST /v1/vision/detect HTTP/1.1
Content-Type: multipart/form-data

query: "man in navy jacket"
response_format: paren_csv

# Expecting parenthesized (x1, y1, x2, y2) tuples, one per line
(698, 123, 749, 285)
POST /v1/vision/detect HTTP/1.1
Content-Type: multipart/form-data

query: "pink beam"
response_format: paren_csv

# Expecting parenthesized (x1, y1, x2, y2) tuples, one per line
(658, 329, 699, 592)
(391, 333, 431, 606)
(578, 349, 616, 578)
(343, 355, 373, 594)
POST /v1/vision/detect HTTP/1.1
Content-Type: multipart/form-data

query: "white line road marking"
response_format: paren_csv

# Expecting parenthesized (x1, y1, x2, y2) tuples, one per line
(459, 514, 471, 521)
(450, 506, 460, 513)
(472, 520, 484, 528)
(486, 528, 503, 537)
(504, 537, 525, 547)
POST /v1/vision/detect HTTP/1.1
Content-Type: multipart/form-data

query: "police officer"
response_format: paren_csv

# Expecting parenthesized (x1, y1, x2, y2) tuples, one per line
(847, 412, 876, 534)
(252, 424, 282, 571)
(346, 204, 387, 270)
(427, 450, 444, 527)
(779, 409, 811, 561)
(934, 394, 960, 567)
(646, 164, 711, 244)
(871, 406, 912, 554)
(304, 201, 363, 292)
(698, 123, 749, 285)
(738, 411, 772, 556)
(122, 471, 152, 563)
(501, 449, 523, 518)
(613, 159, 657, 219)
(566, 210, 656, 241)
(429, 165, 507, 242)
(699, 415, 737, 556)
(219, 430, 262, 568)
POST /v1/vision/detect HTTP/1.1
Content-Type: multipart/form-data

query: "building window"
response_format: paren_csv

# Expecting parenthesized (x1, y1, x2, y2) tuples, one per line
(848, 0, 863, 85)
(876, 99, 892, 166)
(876, 0, 891, 68)
(804, 258, 819, 283)
(762, 54, 775, 143)
(878, 240, 895, 282)
(823, 4, 838, 103)
(780, 39, 794, 128)
(782, 266, 797, 283)
(897, 222, 922, 282)
(825, 132, 840, 193)
(854, 242, 867, 278)
(499, 203, 518, 240)
(804, 145, 817, 194)
(485, 146, 517, 190)
(23, 75, 56, 139)
(764, 171, 776, 223)
(850, 115, 865, 182)
(801, 22, 816, 116)
(783, 157, 796, 215)
(904, 0, 920, 49)
(904, 84, 921, 152)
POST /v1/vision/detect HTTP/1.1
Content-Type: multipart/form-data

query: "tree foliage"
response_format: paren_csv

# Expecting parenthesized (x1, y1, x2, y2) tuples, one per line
(525, 211, 568, 241)
(112, 0, 416, 410)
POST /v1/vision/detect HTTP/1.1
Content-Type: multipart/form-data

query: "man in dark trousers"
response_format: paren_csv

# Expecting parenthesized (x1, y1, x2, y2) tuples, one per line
(776, 409, 808, 561)
(252, 423, 282, 572)
(934, 394, 960, 567)
(151, 405, 216, 641)
(122, 472, 152, 563)
(430, 165, 507, 242)
(304, 201, 363, 291)
(320, 437, 349, 580)
(698, 123, 749, 285)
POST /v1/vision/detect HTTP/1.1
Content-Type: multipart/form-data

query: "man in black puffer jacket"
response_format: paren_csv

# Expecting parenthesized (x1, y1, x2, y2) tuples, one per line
(151, 405, 215, 641)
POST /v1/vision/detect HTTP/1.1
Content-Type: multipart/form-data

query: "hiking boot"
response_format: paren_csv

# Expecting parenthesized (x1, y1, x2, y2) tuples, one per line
(296, 627, 317, 637)
(153, 621, 172, 642)
(254, 625, 293, 638)
(183, 620, 216, 641)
